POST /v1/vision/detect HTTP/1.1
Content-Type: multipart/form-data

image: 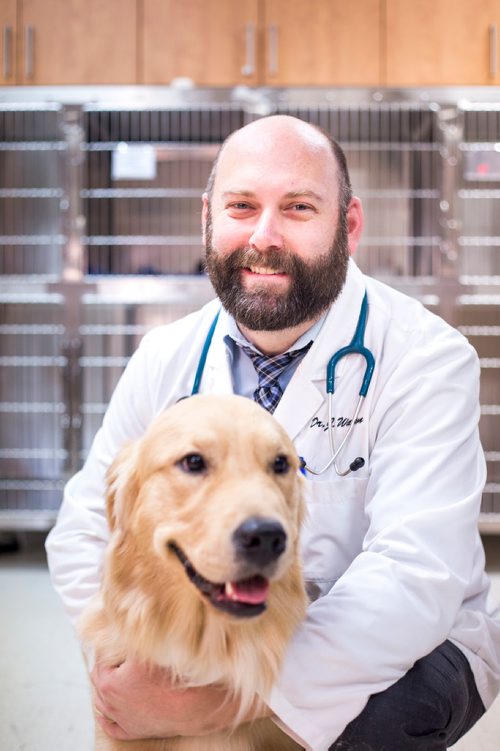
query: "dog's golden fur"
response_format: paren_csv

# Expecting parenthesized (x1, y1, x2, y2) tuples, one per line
(80, 394, 307, 751)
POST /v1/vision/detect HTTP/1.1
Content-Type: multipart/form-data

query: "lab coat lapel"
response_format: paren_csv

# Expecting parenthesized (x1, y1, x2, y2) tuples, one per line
(273, 371, 324, 441)
(199, 312, 234, 395)
(274, 260, 367, 441)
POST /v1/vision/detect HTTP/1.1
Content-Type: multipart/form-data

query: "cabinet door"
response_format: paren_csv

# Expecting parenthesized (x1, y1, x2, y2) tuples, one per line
(0, 0, 17, 85)
(385, 0, 500, 85)
(19, 0, 137, 84)
(142, 0, 260, 86)
(263, 0, 382, 86)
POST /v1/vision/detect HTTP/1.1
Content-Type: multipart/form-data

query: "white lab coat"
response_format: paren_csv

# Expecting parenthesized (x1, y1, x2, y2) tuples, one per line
(46, 260, 500, 751)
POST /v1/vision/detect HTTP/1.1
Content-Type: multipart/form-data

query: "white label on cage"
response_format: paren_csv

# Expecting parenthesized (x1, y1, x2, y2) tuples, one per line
(112, 143, 157, 181)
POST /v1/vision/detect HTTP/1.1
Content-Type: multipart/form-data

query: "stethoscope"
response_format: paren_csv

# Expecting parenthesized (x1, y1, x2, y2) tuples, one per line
(190, 292, 374, 478)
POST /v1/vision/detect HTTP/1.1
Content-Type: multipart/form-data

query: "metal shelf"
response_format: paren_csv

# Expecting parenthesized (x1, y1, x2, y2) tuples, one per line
(0, 91, 499, 531)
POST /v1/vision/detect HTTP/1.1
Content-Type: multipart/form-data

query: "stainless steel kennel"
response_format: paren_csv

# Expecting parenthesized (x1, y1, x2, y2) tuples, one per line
(0, 86, 499, 532)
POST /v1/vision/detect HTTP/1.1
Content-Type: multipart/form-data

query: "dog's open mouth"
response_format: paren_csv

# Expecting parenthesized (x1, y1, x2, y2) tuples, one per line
(168, 542, 269, 618)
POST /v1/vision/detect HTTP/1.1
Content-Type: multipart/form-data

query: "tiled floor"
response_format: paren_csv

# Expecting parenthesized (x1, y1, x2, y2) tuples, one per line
(1, 533, 499, 751)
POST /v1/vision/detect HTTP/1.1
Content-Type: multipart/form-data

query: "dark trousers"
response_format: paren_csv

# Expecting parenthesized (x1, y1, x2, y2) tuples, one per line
(330, 641, 485, 750)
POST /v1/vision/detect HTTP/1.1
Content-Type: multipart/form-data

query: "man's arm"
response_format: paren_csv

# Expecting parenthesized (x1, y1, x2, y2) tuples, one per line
(46, 333, 157, 624)
(268, 324, 487, 751)
(46, 307, 218, 624)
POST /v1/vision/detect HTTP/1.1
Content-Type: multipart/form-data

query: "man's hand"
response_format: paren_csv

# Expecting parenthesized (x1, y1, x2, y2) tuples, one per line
(91, 657, 271, 741)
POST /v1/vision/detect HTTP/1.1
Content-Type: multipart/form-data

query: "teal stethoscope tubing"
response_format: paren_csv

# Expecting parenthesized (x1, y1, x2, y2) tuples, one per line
(191, 292, 374, 477)
(191, 308, 221, 396)
(308, 291, 374, 476)
(327, 291, 374, 398)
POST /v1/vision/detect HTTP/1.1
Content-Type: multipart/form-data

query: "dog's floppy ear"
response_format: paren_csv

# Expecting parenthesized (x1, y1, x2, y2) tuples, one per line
(105, 440, 141, 532)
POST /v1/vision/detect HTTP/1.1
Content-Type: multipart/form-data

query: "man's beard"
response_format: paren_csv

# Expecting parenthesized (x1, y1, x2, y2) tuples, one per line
(204, 210, 350, 331)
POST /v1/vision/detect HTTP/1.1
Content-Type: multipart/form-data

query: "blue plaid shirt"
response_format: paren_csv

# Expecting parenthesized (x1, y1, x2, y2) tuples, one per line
(223, 312, 326, 400)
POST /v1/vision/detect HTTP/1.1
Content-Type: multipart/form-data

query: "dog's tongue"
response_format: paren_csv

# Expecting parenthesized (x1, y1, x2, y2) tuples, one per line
(225, 576, 269, 605)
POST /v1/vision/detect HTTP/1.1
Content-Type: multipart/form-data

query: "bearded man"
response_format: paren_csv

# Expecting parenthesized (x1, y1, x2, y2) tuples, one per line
(46, 115, 500, 751)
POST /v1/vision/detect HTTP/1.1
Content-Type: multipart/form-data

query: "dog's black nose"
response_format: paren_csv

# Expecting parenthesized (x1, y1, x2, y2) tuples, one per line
(232, 517, 287, 567)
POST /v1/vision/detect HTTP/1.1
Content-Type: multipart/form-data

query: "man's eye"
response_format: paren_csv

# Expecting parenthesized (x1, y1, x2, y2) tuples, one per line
(230, 202, 252, 210)
(178, 454, 207, 473)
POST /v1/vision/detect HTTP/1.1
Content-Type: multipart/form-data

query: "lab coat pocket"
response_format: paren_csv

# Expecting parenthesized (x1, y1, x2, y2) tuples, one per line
(301, 475, 369, 597)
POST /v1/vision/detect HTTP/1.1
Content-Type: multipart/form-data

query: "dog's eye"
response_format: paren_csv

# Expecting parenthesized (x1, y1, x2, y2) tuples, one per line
(179, 454, 207, 473)
(272, 454, 290, 474)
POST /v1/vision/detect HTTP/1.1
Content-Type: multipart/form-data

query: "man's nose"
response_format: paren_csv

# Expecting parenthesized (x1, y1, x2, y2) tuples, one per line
(248, 210, 284, 251)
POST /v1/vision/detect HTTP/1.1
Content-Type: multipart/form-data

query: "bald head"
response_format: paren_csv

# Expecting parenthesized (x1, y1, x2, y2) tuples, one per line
(206, 115, 352, 214)
(223, 115, 332, 155)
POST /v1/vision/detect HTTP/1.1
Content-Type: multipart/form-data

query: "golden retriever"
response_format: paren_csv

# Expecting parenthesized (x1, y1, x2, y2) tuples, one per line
(79, 394, 307, 751)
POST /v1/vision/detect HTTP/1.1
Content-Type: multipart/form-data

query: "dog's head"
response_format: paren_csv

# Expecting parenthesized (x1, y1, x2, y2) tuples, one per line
(105, 394, 305, 621)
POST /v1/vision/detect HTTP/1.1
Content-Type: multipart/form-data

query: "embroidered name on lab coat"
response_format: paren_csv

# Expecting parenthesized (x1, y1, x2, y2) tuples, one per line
(309, 416, 364, 432)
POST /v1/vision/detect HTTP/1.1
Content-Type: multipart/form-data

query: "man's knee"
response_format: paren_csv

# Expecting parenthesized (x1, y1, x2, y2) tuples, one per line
(330, 641, 485, 751)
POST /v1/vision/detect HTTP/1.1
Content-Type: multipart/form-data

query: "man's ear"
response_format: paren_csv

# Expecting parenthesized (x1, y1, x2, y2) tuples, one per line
(105, 440, 141, 532)
(346, 196, 364, 256)
(201, 192, 209, 245)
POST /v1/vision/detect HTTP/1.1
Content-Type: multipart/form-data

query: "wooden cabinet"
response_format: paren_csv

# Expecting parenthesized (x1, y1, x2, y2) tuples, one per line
(142, 0, 260, 87)
(0, 0, 17, 85)
(263, 0, 381, 86)
(142, 0, 382, 87)
(6, 0, 500, 90)
(4, 0, 137, 85)
(385, 0, 500, 86)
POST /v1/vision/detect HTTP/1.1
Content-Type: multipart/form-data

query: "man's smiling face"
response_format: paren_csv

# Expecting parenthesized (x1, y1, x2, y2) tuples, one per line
(202, 116, 356, 332)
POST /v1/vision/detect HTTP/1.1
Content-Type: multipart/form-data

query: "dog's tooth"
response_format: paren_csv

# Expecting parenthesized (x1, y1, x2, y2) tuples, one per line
(225, 582, 237, 601)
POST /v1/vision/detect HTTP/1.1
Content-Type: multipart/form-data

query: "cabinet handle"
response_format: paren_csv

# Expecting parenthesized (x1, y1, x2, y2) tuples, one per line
(241, 22, 255, 76)
(3, 25, 13, 79)
(489, 24, 497, 78)
(25, 24, 35, 79)
(268, 24, 279, 76)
